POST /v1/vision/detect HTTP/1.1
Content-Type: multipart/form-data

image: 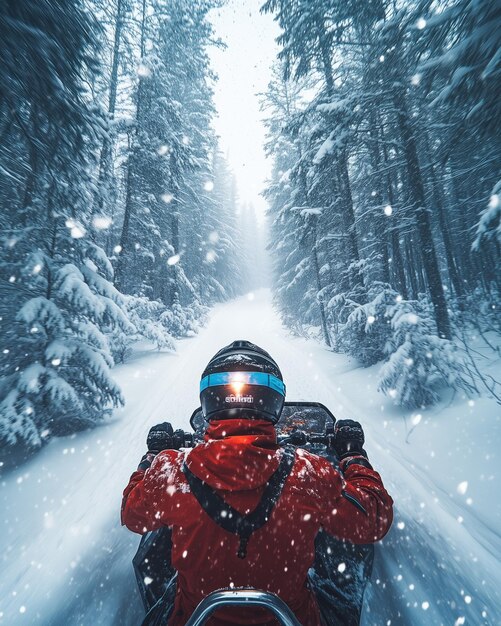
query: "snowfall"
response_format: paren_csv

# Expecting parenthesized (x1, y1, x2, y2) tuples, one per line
(0, 290, 499, 625)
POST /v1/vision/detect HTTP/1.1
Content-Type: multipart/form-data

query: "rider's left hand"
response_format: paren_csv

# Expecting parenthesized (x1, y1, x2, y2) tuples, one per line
(147, 422, 175, 452)
(137, 422, 186, 471)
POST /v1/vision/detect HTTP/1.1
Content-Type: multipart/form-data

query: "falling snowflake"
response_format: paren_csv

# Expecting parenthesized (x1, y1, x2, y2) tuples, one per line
(457, 481, 468, 495)
(65, 219, 86, 239)
(383, 205, 392, 216)
(416, 17, 427, 29)
(137, 64, 151, 77)
(92, 216, 113, 230)
(204, 181, 214, 192)
(167, 254, 180, 266)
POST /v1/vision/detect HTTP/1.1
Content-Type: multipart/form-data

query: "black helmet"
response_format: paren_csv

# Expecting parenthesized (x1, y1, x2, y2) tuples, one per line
(200, 340, 285, 424)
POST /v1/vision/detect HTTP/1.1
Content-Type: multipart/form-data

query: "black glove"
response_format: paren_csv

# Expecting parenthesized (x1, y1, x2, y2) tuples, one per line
(138, 422, 186, 471)
(146, 422, 175, 452)
(333, 419, 370, 466)
(146, 422, 188, 453)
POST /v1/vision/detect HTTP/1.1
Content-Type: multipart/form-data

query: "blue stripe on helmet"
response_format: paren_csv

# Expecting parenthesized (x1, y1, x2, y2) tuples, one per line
(200, 371, 285, 396)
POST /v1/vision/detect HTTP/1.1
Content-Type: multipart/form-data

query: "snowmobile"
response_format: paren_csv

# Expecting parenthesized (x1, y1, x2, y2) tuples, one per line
(133, 402, 374, 625)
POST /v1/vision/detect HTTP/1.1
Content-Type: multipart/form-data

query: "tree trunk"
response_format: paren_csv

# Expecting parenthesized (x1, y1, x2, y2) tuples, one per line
(113, 0, 147, 292)
(392, 87, 451, 338)
(114, 143, 134, 292)
(320, 33, 362, 291)
(381, 136, 408, 298)
(367, 117, 390, 283)
(404, 237, 419, 299)
(93, 0, 126, 216)
(422, 133, 464, 302)
(312, 220, 331, 347)
(167, 151, 181, 306)
(338, 152, 363, 288)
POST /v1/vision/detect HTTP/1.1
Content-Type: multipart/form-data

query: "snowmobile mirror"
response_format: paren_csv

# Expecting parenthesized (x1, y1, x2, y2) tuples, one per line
(189, 402, 335, 434)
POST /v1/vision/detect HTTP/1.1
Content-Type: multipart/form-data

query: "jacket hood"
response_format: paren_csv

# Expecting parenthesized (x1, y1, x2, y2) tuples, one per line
(185, 418, 281, 491)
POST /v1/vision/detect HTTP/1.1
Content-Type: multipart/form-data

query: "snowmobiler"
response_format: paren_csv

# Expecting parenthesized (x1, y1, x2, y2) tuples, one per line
(122, 340, 393, 625)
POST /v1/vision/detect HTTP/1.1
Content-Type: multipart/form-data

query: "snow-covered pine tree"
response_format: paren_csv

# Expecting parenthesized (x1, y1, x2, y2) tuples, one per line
(113, 0, 170, 299)
(415, 0, 500, 275)
(193, 149, 243, 304)
(262, 0, 499, 406)
(262, 67, 327, 339)
(262, 0, 365, 336)
(112, 0, 240, 319)
(473, 182, 501, 252)
(0, 0, 131, 457)
(378, 298, 473, 409)
(335, 284, 398, 367)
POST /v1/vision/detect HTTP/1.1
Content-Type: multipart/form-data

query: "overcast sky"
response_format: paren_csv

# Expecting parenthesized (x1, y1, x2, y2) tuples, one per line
(209, 1, 279, 220)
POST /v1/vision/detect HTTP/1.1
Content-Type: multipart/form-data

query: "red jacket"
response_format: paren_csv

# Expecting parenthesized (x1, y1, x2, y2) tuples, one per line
(122, 419, 393, 626)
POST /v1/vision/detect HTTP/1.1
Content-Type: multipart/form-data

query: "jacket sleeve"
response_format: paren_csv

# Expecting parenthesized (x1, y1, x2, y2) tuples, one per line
(121, 450, 187, 534)
(318, 456, 393, 544)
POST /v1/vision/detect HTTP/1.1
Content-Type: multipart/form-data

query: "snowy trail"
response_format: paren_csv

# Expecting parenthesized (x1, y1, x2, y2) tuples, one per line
(1, 290, 499, 625)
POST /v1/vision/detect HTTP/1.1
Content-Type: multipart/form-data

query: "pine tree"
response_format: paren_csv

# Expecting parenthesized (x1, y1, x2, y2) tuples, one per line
(0, 0, 129, 457)
(262, 0, 499, 402)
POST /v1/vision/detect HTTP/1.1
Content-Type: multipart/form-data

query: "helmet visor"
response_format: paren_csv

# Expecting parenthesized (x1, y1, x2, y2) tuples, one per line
(200, 371, 285, 396)
(200, 371, 286, 423)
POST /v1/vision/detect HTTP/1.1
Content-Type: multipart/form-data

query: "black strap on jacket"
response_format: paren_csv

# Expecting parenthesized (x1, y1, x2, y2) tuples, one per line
(182, 445, 296, 559)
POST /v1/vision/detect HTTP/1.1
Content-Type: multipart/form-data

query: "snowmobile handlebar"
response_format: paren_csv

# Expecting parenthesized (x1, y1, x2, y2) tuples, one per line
(184, 589, 302, 626)
(173, 430, 335, 449)
(277, 430, 335, 446)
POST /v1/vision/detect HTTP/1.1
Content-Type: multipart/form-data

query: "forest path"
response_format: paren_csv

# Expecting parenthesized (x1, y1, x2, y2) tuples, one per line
(0, 290, 499, 625)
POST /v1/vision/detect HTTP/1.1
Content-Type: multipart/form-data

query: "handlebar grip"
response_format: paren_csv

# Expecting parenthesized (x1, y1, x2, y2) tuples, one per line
(308, 435, 328, 444)
(277, 431, 334, 446)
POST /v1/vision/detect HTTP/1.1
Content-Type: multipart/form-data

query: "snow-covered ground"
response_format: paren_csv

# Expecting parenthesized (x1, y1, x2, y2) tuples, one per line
(1, 290, 499, 625)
